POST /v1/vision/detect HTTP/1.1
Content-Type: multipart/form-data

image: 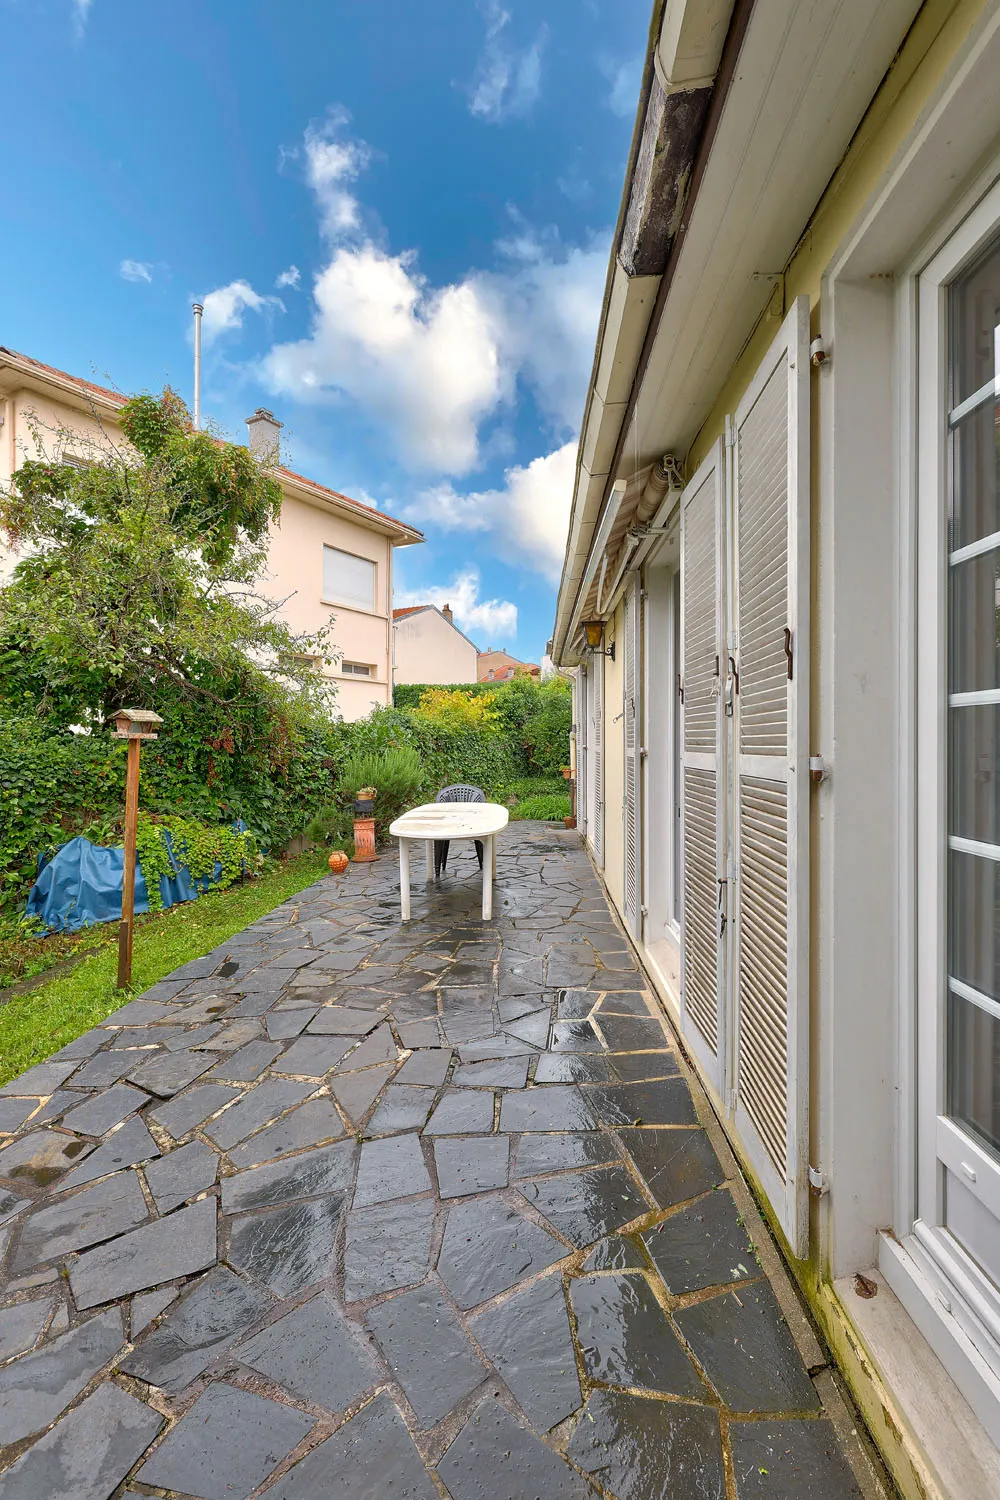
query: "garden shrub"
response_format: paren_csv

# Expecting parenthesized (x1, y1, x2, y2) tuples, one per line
(134, 814, 261, 911)
(510, 793, 571, 821)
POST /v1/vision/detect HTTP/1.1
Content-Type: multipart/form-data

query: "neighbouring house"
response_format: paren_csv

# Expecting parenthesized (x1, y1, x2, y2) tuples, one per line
(552, 1, 1000, 1495)
(0, 348, 423, 720)
(476, 649, 539, 682)
(391, 603, 479, 686)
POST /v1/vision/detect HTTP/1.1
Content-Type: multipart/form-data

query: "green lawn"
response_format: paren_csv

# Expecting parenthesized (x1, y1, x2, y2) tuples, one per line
(0, 850, 330, 1088)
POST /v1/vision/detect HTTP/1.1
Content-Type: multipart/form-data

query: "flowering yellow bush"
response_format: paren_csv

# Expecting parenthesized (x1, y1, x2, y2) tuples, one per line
(413, 687, 501, 731)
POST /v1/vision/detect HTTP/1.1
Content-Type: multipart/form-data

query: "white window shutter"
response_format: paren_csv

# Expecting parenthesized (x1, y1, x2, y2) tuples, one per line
(679, 440, 727, 1096)
(731, 295, 810, 1258)
(576, 669, 588, 838)
(623, 579, 641, 935)
(592, 654, 604, 867)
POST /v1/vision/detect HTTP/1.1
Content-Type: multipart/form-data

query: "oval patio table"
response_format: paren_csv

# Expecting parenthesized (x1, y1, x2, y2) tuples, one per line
(389, 802, 509, 922)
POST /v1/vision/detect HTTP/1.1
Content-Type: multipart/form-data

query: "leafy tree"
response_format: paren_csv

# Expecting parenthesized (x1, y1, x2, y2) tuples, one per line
(413, 686, 500, 731)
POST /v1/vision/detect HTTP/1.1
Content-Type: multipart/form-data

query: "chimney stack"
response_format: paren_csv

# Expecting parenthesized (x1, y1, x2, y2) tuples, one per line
(245, 408, 283, 464)
(442, 603, 454, 624)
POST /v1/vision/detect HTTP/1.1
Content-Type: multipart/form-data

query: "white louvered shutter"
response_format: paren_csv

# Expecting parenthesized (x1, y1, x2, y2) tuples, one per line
(592, 653, 604, 866)
(731, 296, 810, 1257)
(680, 441, 727, 1095)
(576, 669, 588, 838)
(623, 579, 641, 934)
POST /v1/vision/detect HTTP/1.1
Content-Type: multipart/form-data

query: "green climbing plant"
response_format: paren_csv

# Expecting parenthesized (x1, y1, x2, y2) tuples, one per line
(135, 814, 260, 911)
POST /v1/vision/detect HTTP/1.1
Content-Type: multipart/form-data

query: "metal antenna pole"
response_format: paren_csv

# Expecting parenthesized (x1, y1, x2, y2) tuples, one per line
(192, 302, 204, 430)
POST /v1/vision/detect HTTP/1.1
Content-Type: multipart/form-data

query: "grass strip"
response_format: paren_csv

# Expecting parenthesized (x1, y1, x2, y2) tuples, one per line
(0, 850, 330, 1088)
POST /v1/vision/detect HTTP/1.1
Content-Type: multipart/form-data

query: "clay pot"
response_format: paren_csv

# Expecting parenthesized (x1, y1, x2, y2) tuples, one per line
(327, 850, 349, 874)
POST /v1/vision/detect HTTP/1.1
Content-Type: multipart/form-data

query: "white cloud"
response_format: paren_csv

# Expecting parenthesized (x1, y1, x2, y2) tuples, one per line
(72, 0, 91, 36)
(120, 259, 153, 284)
(303, 108, 371, 238)
(395, 568, 517, 640)
(468, 3, 546, 123)
(601, 55, 642, 119)
(275, 265, 301, 289)
(405, 441, 576, 585)
(200, 280, 283, 343)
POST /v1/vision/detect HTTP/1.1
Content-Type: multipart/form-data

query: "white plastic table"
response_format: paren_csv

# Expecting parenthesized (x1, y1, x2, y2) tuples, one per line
(389, 802, 509, 921)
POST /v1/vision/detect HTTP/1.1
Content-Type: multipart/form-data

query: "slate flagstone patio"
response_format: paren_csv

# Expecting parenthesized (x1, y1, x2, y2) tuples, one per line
(0, 822, 875, 1498)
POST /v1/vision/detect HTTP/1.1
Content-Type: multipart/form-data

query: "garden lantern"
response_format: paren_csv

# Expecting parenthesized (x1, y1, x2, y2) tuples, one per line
(352, 785, 379, 863)
(113, 708, 163, 988)
(582, 619, 614, 661)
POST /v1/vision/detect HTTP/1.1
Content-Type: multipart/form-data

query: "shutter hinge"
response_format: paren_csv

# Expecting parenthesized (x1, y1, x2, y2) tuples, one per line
(640, 904, 649, 917)
(808, 1165, 829, 1197)
(677, 674, 684, 704)
(783, 627, 793, 680)
(639, 747, 648, 759)
(725, 417, 736, 450)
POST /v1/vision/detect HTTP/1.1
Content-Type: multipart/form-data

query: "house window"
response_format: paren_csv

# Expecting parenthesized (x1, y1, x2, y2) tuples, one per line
(323, 546, 376, 612)
(341, 662, 373, 677)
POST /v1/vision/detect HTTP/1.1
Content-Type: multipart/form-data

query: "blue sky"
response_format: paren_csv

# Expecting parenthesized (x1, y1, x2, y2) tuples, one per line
(2, 0, 648, 662)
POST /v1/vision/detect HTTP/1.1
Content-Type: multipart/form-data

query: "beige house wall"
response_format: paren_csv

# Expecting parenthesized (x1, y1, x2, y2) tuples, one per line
(393, 610, 478, 686)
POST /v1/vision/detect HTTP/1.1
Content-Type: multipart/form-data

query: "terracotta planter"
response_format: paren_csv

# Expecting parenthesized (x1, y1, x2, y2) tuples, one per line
(563, 816, 576, 829)
(327, 850, 349, 874)
(351, 816, 379, 863)
(561, 766, 572, 779)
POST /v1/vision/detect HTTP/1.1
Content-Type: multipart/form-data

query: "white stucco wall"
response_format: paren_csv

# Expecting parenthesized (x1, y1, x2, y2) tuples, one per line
(393, 609, 478, 685)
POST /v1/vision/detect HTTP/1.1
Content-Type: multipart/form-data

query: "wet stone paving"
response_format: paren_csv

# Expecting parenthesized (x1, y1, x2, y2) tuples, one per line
(0, 823, 869, 1498)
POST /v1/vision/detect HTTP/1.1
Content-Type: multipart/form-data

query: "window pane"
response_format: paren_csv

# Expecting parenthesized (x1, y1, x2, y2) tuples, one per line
(950, 706, 1000, 845)
(323, 547, 375, 611)
(949, 550, 1000, 692)
(949, 399, 1000, 552)
(949, 236, 1000, 406)
(948, 990, 1000, 1157)
(948, 848, 1000, 1002)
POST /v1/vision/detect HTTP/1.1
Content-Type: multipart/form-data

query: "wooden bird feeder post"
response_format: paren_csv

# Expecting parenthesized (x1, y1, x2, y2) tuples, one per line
(113, 708, 163, 988)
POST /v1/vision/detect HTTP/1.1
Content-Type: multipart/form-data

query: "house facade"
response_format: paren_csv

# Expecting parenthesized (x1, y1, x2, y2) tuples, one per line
(552, 1, 1000, 1495)
(0, 348, 422, 720)
(392, 604, 479, 686)
(476, 649, 540, 682)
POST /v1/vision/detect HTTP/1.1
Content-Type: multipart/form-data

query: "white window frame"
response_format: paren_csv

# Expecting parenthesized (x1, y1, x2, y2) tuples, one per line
(322, 545, 377, 614)
(341, 661, 373, 678)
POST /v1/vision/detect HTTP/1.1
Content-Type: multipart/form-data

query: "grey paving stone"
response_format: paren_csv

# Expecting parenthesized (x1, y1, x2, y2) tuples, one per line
(195, 1018, 264, 1051)
(458, 1034, 537, 1061)
(130, 1285, 178, 1335)
(264, 947, 320, 971)
(164, 1021, 222, 1050)
(222, 1139, 355, 1213)
(264, 1390, 438, 1500)
(583, 1077, 697, 1127)
(171, 954, 224, 981)
(237, 1291, 378, 1411)
(265, 1006, 319, 1040)
(276, 1033, 355, 1075)
(570, 1273, 705, 1398)
(438, 1197, 567, 1309)
(64, 1049, 149, 1089)
(434, 1136, 510, 1198)
(0, 1380, 163, 1500)
(730, 1418, 864, 1498)
(596, 1014, 669, 1051)
(471, 1274, 581, 1431)
(557, 991, 594, 1019)
(226, 1195, 342, 1297)
(336, 1024, 398, 1070)
(0, 1298, 53, 1361)
(674, 1283, 820, 1414)
(549, 1019, 604, 1052)
(229, 991, 279, 1017)
(610, 1050, 680, 1082)
(125, 1047, 215, 1097)
(345, 1198, 436, 1301)
(423, 1088, 495, 1135)
(535, 1052, 613, 1083)
(0, 1307, 123, 1443)
(14, 1171, 149, 1268)
(59, 1083, 149, 1137)
(0, 1061, 82, 1097)
(206, 1039, 283, 1082)
(618, 1127, 725, 1208)
(136, 1381, 313, 1499)
(366, 1286, 486, 1429)
(49, 1028, 110, 1060)
(512, 1130, 620, 1178)
(331, 1062, 396, 1126)
(102, 998, 179, 1026)
(642, 1189, 757, 1293)
(309, 1005, 380, 1036)
(499, 1084, 596, 1132)
(519, 1166, 649, 1247)
(149, 1080, 241, 1134)
(437, 1399, 592, 1499)
(229, 1098, 345, 1167)
(394, 1049, 453, 1085)
(366, 1084, 436, 1136)
(582, 1235, 647, 1271)
(452, 1056, 530, 1088)
(0, 1099, 38, 1133)
(568, 1389, 725, 1500)
(203, 1079, 313, 1149)
(144, 1138, 219, 1213)
(70, 1197, 218, 1310)
(396, 1019, 442, 1048)
(122, 1265, 271, 1392)
(60, 1117, 160, 1189)
(354, 1133, 432, 1207)
(0, 1189, 29, 1227)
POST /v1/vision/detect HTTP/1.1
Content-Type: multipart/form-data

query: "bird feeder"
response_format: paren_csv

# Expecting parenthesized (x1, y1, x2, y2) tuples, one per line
(113, 708, 163, 988)
(352, 785, 379, 863)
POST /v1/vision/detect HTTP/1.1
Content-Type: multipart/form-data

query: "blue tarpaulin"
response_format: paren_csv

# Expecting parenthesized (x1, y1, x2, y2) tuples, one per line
(26, 828, 239, 934)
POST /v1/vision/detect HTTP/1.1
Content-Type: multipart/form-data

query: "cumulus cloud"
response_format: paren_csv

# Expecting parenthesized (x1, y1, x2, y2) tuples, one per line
(275, 265, 301, 289)
(406, 441, 576, 585)
(395, 568, 517, 640)
(303, 108, 371, 237)
(120, 259, 153, 283)
(200, 280, 283, 343)
(468, 2, 547, 123)
(601, 55, 642, 119)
